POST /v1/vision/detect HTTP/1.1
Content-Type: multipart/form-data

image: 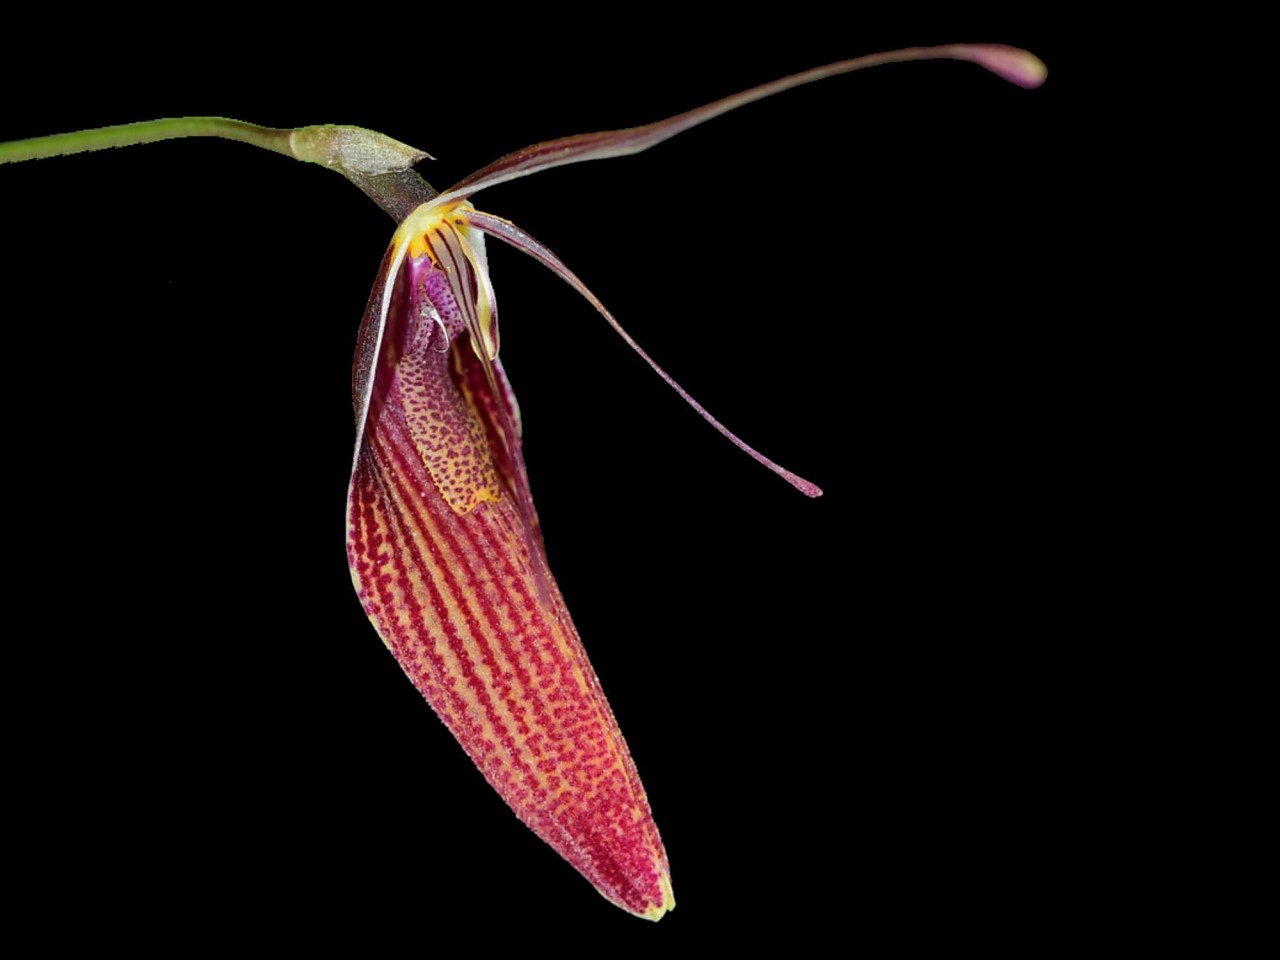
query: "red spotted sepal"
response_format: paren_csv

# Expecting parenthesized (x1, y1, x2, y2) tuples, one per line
(346, 204, 674, 919)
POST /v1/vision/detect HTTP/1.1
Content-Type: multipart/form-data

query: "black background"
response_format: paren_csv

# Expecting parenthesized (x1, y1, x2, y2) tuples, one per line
(2, 15, 1089, 950)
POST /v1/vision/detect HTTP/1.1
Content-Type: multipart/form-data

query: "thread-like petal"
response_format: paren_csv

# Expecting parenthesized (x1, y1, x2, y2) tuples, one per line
(436, 44, 1047, 205)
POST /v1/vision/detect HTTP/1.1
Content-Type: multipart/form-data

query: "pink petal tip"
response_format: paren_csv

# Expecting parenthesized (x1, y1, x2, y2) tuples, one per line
(959, 44, 1048, 89)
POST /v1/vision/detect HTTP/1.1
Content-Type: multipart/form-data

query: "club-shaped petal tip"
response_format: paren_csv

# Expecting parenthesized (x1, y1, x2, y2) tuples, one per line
(960, 44, 1049, 89)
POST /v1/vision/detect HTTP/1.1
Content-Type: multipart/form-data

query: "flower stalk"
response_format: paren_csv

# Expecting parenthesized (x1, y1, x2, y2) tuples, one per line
(0, 116, 428, 171)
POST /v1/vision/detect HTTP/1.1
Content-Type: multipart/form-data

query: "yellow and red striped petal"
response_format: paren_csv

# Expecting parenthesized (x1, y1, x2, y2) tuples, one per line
(346, 226, 672, 919)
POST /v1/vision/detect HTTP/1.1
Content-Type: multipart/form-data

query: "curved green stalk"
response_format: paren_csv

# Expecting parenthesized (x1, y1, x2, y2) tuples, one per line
(0, 116, 430, 176)
(0, 116, 438, 219)
(0, 117, 296, 164)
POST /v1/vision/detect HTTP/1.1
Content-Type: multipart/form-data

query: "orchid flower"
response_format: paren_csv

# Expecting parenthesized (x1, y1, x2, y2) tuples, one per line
(0, 43, 1045, 919)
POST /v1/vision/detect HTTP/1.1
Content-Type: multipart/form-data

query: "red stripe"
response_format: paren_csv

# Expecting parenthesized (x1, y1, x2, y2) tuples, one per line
(427, 230, 479, 343)
(370, 426, 502, 748)
(378, 397, 559, 792)
(369, 396, 540, 800)
(354, 440, 470, 738)
(349, 340, 668, 914)
(455, 509, 664, 906)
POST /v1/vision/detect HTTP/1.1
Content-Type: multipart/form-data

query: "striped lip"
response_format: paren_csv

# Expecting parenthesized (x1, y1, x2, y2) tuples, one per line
(346, 221, 673, 919)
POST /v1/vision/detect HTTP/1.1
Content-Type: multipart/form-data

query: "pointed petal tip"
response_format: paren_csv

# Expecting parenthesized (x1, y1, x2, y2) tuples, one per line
(638, 874, 676, 921)
(959, 44, 1048, 89)
(601, 870, 675, 921)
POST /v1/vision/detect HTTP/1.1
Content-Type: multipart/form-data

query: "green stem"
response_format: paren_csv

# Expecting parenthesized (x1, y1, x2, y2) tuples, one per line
(0, 117, 296, 165)
(0, 115, 437, 221)
(0, 117, 429, 176)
